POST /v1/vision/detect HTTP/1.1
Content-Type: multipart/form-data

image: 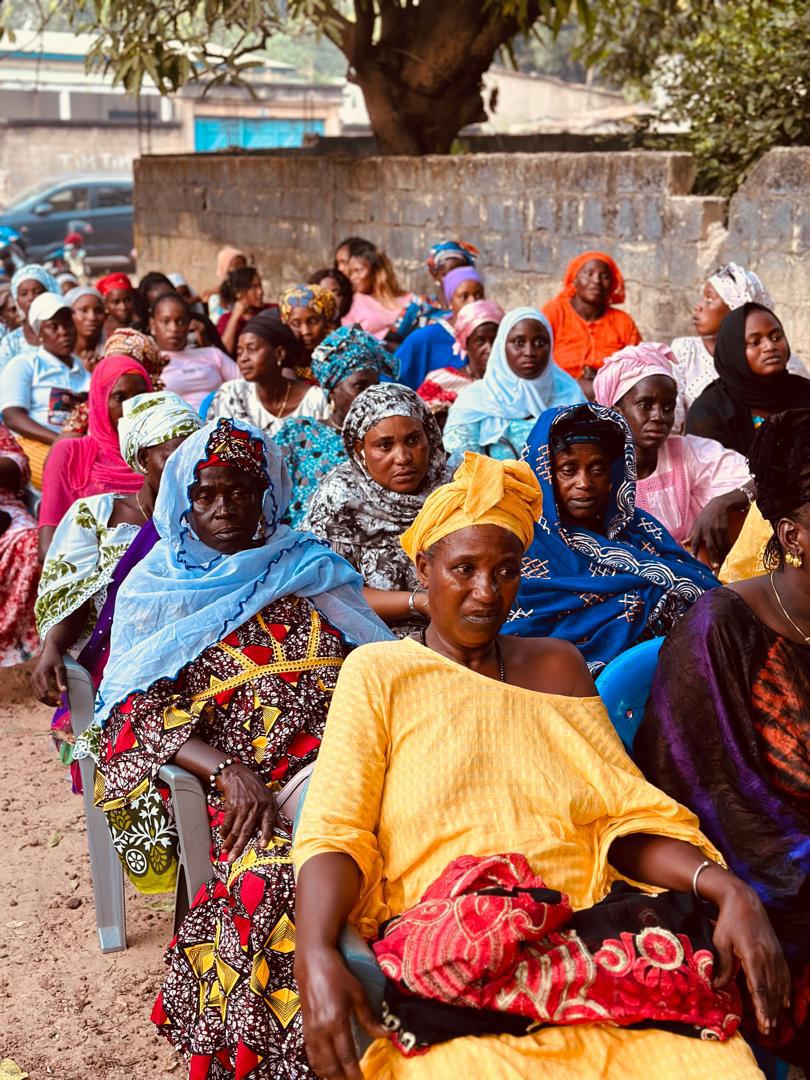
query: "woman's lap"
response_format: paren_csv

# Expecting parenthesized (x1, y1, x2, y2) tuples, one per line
(362, 1026, 763, 1079)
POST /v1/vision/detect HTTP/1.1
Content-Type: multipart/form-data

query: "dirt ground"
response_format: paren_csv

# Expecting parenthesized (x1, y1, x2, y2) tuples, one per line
(0, 663, 180, 1080)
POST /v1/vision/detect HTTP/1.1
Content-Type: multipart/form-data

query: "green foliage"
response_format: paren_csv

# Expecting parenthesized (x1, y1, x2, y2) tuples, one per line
(580, 0, 810, 195)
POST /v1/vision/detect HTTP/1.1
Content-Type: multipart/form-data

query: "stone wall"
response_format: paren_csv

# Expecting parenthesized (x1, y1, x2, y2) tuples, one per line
(133, 146, 810, 355)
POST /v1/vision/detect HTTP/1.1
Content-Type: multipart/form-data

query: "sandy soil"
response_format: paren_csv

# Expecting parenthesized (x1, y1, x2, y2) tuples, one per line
(0, 663, 180, 1080)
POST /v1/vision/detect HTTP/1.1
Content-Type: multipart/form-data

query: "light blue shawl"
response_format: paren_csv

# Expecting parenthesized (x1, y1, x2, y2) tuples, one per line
(94, 418, 393, 724)
(443, 306, 585, 446)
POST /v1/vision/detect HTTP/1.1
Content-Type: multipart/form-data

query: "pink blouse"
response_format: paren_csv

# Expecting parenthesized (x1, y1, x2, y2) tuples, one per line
(342, 291, 414, 340)
(635, 434, 750, 546)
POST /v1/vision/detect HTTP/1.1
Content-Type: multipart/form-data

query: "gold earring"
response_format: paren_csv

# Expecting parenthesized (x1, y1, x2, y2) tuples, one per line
(785, 550, 804, 568)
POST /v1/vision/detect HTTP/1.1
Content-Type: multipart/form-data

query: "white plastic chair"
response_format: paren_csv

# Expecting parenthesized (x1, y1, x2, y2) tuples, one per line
(65, 656, 214, 950)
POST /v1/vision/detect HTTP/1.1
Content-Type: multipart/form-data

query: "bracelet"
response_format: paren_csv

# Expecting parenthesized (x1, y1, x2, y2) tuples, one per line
(740, 484, 755, 505)
(692, 859, 714, 898)
(209, 757, 234, 789)
(408, 585, 429, 618)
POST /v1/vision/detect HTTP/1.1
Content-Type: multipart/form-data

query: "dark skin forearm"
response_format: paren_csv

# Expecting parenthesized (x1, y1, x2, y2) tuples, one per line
(31, 601, 92, 704)
(296, 853, 361, 953)
(295, 854, 387, 1080)
(171, 738, 278, 863)
(38, 524, 55, 563)
(362, 586, 428, 625)
(612, 833, 790, 1033)
(3, 406, 58, 445)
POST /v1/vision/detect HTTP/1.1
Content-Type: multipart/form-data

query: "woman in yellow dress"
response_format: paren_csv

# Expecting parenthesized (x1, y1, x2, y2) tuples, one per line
(293, 453, 788, 1079)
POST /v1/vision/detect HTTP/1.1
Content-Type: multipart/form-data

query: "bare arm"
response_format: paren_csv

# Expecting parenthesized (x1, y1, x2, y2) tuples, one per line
(31, 601, 92, 704)
(171, 738, 277, 863)
(3, 406, 58, 445)
(295, 854, 388, 1080)
(219, 301, 246, 356)
(38, 524, 55, 563)
(611, 833, 790, 1033)
(362, 585, 427, 626)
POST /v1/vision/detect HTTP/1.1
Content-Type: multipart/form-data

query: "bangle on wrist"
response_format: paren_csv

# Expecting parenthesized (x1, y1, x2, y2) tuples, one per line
(408, 585, 429, 619)
(739, 485, 755, 505)
(691, 858, 714, 898)
(209, 757, 234, 790)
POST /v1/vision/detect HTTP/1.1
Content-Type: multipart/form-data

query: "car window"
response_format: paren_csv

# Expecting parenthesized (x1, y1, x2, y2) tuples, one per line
(45, 187, 90, 213)
(92, 185, 132, 209)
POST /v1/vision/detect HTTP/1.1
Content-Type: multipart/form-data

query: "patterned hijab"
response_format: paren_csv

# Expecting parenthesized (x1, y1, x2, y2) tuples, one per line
(103, 328, 167, 389)
(708, 263, 773, 311)
(310, 324, 399, 393)
(279, 284, 338, 323)
(501, 403, 717, 671)
(95, 417, 392, 725)
(304, 384, 449, 589)
(117, 391, 203, 472)
(444, 306, 585, 446)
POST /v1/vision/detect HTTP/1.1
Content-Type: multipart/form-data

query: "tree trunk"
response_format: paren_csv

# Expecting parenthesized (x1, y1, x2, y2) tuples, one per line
(336, 0, 545, 155)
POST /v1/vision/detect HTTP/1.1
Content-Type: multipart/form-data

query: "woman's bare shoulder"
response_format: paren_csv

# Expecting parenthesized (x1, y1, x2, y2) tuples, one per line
(501, 635, 596, 697)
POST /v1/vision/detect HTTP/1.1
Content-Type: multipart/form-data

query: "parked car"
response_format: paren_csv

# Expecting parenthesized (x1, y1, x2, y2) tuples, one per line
(0, 176, 134, 271)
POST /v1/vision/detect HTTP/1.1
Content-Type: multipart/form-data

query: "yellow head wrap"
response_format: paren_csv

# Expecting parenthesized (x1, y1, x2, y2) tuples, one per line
(400, 452, 542, 561)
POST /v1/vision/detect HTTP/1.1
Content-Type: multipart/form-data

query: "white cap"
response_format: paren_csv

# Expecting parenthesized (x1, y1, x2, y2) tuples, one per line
(28, 292, 71, 336)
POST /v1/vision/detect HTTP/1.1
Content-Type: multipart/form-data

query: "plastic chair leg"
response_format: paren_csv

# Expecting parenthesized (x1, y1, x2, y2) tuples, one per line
(77, 754, 126, 953)
(157, 764, 213, 933)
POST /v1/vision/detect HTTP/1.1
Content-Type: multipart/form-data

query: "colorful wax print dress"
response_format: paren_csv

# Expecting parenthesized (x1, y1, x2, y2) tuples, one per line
(96, 594, 348, 1079)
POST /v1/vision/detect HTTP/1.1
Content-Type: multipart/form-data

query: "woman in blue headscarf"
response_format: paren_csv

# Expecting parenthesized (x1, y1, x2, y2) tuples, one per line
(443, 306, 585, 462)
(502, 402, 718, 671)
(80, 416, 391, 1078)
(0, 263, 60, 370)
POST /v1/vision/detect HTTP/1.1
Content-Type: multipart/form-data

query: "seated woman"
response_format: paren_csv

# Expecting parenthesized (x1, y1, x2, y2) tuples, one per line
(293, 453, 786, 1080)
(687, 303, 810, 454)
(33, 392, 202, 798)
(0, 293, 92, 487)
(279, 283, 339, 380)
(206, 245, 247, 324)
(503, 403, 717, 671)
(417, 299, 504, 422)
(636, 409, 810, 1068)
(543, 251, 642, 398)
(210, 311, 328, 433)
(151, 292, 238, 410)
(444, 306, 584, 461)
(342, 246, 414, 342)
(67, 286, 105, 370)
(425, 238, 480, 298)
(79, 417, 389, 1075)
(594, 343, 752, 568)
(216, 265, 269, 355)
(305, 383, 449, 635)
(671, 262, 808, 410)
(308, 266, 352, 327)
(38, 353, 152, 553)
(273, 325, 398, 527)
(96, 272, 136, 336)
(0, 422, 41, 666)
(394, 266, 485, 390)
(0, 263, 61, 371)
(0, 283, 22, 338)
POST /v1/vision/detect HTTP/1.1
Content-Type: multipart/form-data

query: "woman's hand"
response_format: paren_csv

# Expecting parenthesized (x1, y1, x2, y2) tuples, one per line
(688, 490, 746, 570)
(31, 638, 68, 706)
(704, 870, 791, 1035)
(297, 945, 388, 1080)
(217, 762, 278, 863)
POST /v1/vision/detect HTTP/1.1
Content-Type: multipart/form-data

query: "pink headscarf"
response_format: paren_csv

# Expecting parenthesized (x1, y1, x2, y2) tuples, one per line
(66, 354, 153, 498)
(593, 342, 680, 407)
(216, 245, 246, 281)
(453, 300, 505, 359)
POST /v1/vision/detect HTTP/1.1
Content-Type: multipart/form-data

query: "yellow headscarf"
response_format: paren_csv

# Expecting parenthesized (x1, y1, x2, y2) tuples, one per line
(400, 452, 542, 560)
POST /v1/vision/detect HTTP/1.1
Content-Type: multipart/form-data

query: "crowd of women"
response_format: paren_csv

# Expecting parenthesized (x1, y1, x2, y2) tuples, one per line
(0, 234, 807, 1080)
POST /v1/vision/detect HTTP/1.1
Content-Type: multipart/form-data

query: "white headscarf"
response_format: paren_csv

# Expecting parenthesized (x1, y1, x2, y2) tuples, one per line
(708, 263, 774, 311)
(444, 306, 585, 446)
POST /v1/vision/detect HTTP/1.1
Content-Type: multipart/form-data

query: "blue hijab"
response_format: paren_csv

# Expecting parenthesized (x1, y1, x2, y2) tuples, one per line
(95, 418, 392, 724)
(501, 403, 718, 670)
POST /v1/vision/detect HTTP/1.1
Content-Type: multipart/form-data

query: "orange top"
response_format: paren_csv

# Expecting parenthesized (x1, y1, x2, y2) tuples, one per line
(543, 294, 641, 379)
